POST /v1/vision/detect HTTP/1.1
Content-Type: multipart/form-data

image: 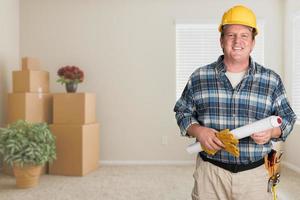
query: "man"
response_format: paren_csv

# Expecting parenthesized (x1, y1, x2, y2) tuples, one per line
(174, 5, 296, 200)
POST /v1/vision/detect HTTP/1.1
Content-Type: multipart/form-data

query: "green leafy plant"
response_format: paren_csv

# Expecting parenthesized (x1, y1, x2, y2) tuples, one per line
(0, 120, 56, 167)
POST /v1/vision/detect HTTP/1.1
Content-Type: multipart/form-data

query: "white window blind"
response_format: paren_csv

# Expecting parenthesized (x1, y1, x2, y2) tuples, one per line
(292, 16, 300, 119)
(176, 21, 264, 100)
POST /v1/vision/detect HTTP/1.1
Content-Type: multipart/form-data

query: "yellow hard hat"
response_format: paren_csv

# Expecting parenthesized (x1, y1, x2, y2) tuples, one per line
(218, 5, 258, 35)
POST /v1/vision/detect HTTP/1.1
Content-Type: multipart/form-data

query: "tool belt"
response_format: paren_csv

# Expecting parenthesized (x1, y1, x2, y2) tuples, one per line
(265, 149, 282, 198)
(265, 149, 282, 177)
(199, 153, 264, 173)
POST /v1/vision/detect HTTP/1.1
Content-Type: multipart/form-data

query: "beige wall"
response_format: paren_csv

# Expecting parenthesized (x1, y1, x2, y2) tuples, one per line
(0, 0, 19, 126)
(19, 0, 284, 163)
(283, 0, 300, 172)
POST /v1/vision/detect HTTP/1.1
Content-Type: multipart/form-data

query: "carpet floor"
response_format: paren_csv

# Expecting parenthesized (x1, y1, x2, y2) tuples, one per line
(0, 165, 299, 200)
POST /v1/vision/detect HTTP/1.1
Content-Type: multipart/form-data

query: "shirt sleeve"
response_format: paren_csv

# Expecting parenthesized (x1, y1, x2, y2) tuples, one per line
(271, 77, 297, 142)
(173, 78, 199, 137)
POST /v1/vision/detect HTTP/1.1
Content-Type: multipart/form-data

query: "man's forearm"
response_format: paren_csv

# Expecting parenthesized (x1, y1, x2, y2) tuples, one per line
(187, 123, 204, 138)
(187, 123, 205, 137)
(271, 127, 282, 138)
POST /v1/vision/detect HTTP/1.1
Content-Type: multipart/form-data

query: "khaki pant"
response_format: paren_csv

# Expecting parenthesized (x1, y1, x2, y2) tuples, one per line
(192, 155, 272, 200)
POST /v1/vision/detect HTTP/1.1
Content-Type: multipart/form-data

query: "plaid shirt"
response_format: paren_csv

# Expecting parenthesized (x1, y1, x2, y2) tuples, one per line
(174, 55, 297, 164)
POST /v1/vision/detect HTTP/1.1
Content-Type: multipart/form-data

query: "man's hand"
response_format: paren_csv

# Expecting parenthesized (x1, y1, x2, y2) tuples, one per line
(251, 127, 281, 144)
(187, 124, 224, 152)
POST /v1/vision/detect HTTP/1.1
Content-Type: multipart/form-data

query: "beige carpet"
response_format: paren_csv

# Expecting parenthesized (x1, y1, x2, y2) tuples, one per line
(0, 165, 194, 200)
(277, 166, 300, 200)
(0, 165, 299, 200)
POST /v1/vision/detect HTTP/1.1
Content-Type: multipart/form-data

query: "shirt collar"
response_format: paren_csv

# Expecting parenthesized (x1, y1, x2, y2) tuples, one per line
(215, 55, 256, 75)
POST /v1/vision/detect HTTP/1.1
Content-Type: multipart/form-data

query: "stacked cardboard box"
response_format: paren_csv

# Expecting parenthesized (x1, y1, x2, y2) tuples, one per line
(49, 93, 99, 176)
(3, 57, 52, 175)
(7, 57, 52, 124)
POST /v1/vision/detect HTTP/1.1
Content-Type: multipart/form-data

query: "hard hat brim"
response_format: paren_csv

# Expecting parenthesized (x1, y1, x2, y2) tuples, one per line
(218, 23, 258, 36)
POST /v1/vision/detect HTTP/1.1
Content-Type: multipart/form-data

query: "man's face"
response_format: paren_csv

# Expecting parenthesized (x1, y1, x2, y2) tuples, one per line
(220, 24, 255, 62)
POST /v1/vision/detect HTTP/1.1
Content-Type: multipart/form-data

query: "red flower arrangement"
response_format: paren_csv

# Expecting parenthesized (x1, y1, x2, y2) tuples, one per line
(57, 65, 84, 84)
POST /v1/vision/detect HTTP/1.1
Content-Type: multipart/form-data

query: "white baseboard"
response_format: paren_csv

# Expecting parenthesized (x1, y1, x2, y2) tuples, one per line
(282, 161, 300, 174)
(99, 160, 194, 166)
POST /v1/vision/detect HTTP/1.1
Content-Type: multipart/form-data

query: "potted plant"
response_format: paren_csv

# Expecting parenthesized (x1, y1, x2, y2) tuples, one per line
(57, 65, 84, 93)
(0, 120, 56, 189)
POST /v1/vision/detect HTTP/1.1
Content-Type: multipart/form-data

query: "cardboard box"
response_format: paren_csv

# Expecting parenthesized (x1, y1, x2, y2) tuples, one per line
(13, 70, 49, 93)
(49, 123, 99, 176)
(53, 93, 96, 124)
(22, 57, 41, 70)
(7, 93, 53, 124)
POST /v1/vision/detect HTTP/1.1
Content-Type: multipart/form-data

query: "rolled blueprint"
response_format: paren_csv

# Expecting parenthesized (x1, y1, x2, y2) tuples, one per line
(186, 116, 282, 154)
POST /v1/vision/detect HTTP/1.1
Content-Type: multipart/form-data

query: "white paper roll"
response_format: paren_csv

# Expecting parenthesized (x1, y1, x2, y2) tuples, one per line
(186, 116, 282, 154)
(186, 142, 202, 154)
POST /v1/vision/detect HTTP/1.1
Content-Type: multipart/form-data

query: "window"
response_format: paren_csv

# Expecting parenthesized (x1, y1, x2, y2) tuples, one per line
(176, 21, 265, 100)
(292, 16, 300, 119)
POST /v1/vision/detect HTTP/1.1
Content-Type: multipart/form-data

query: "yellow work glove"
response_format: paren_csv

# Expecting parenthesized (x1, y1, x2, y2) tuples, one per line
(201, 129, 240, 157)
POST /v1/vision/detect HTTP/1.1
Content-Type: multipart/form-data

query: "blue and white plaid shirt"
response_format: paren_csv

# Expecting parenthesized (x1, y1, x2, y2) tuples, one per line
(174, 55, 297, 164)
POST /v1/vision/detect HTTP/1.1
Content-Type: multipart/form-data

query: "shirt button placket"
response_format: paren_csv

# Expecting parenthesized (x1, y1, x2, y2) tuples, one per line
(232, 92, 237, 127)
